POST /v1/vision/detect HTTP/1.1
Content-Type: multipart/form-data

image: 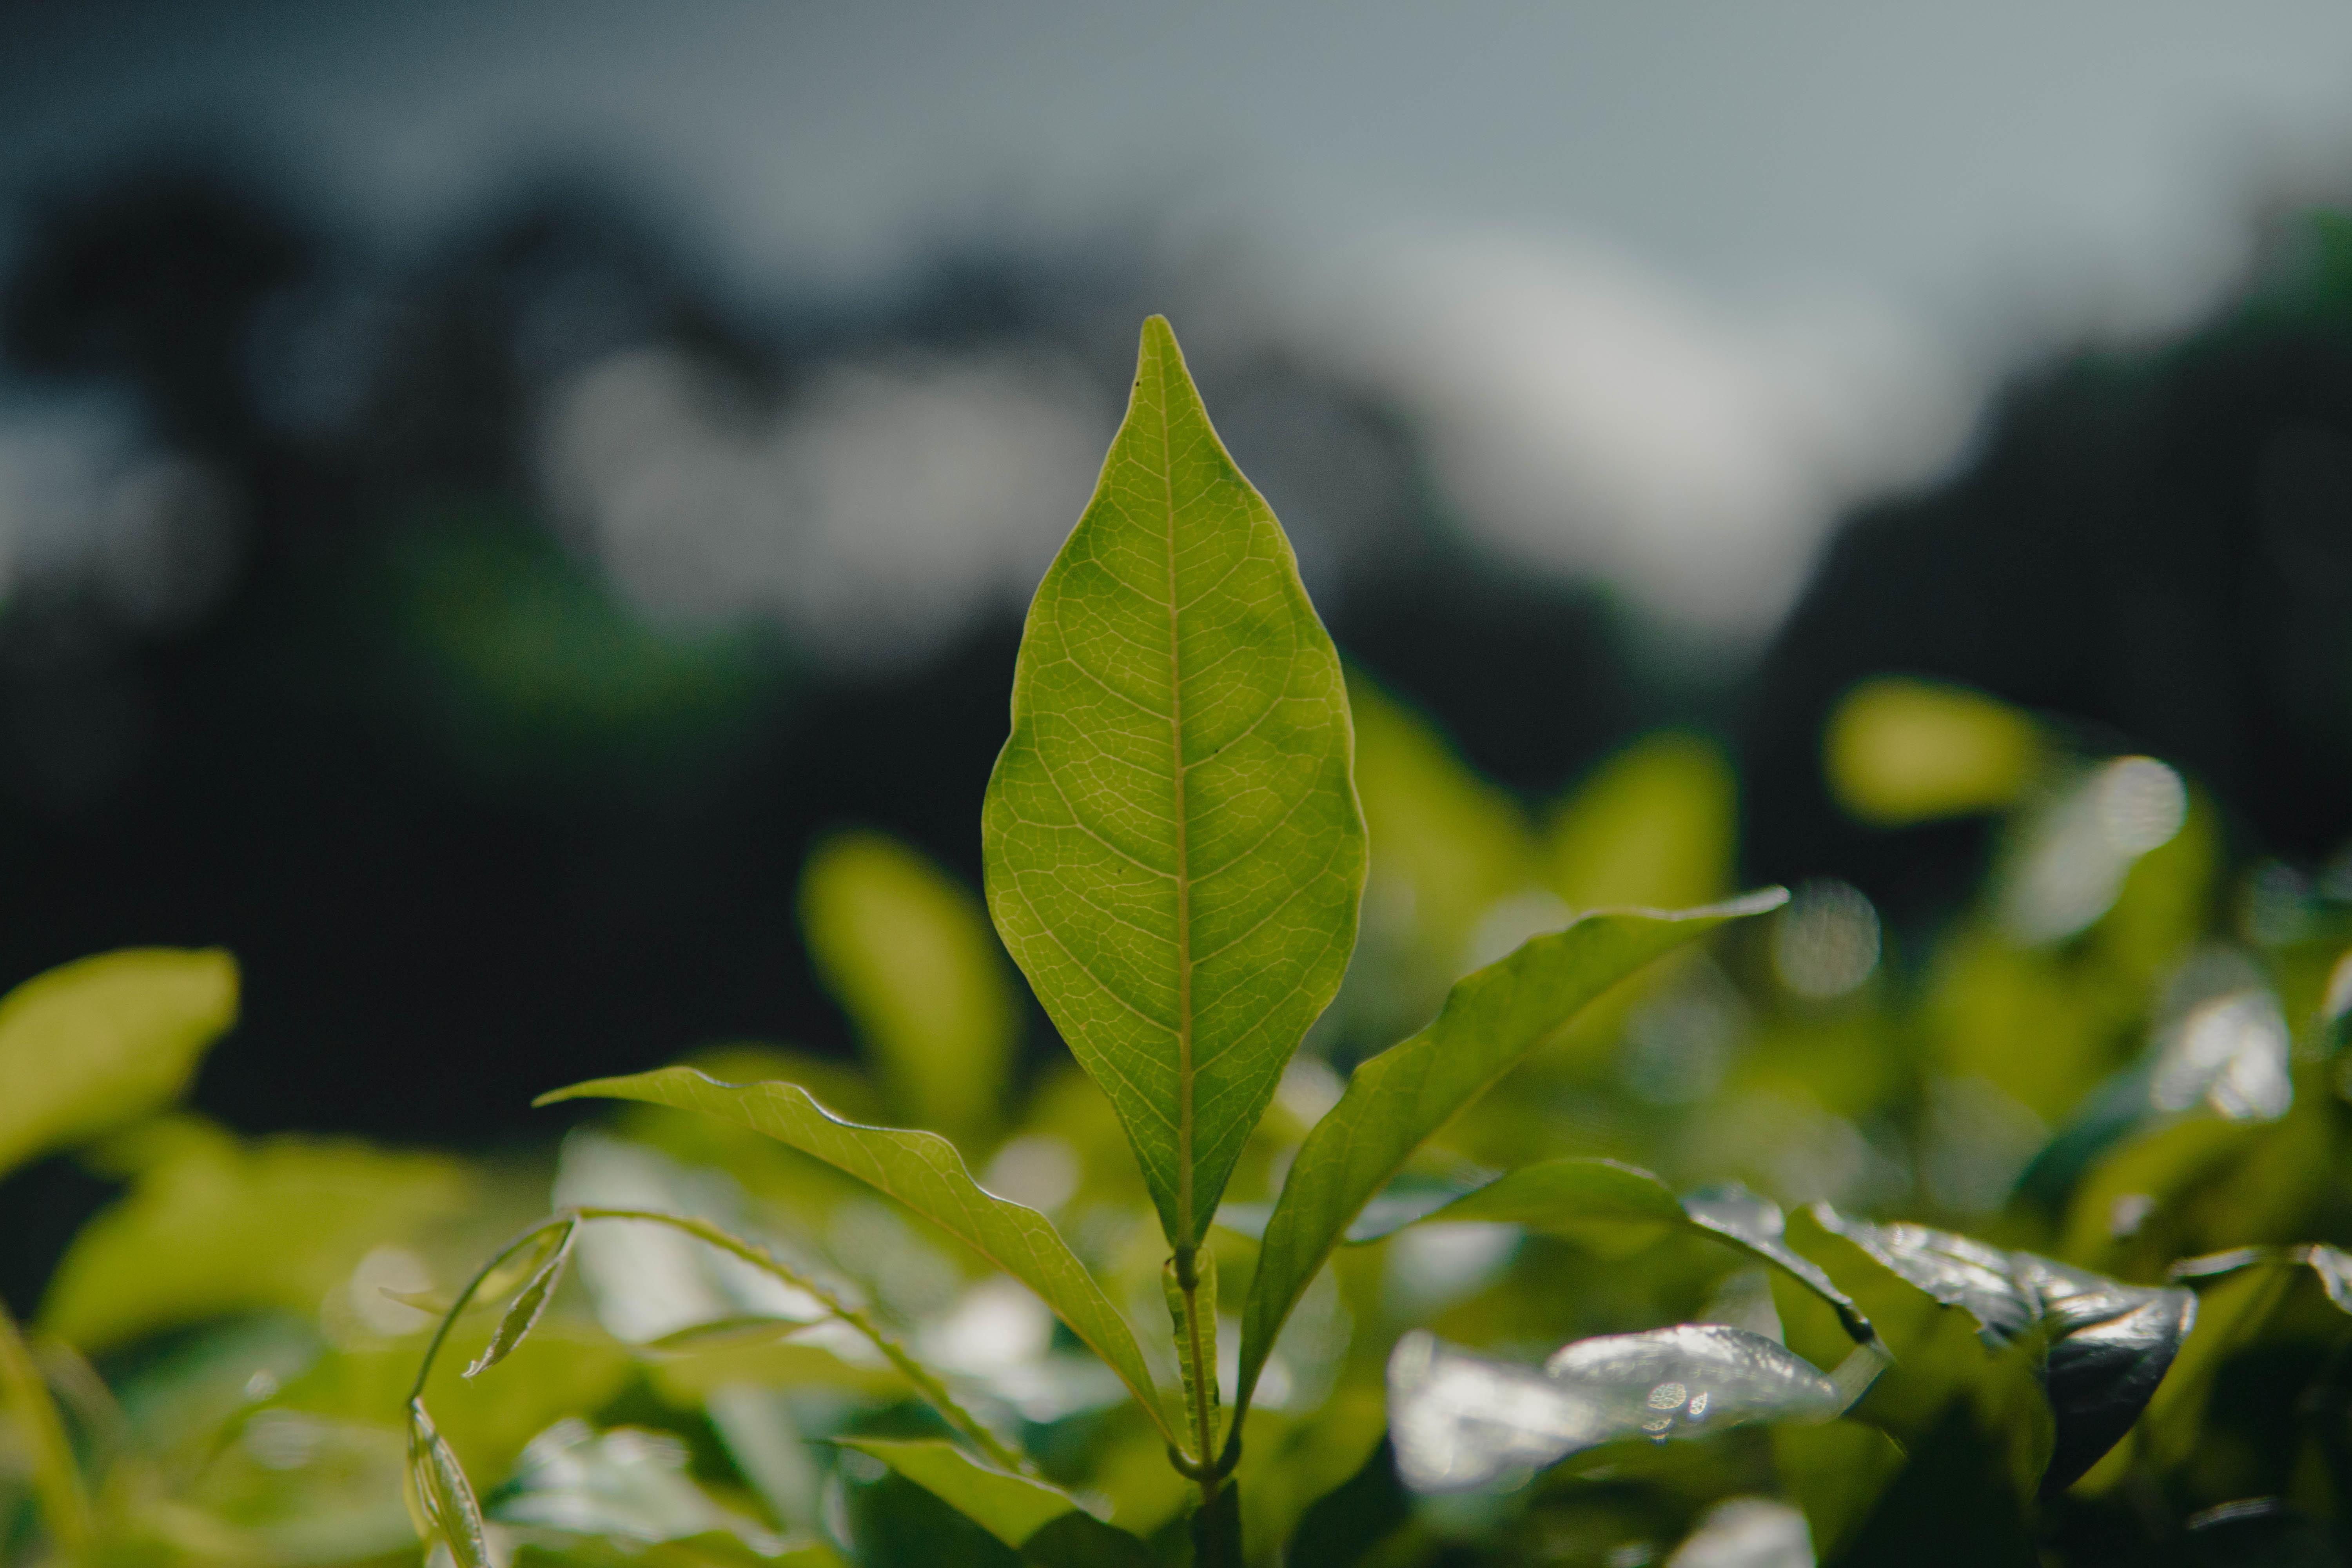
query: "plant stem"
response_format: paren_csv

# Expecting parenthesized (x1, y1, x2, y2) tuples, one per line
(0, 1295, 92, 1562)
(1175, 1246, 1219, 1501)
(568, 1207, 1036, 1478)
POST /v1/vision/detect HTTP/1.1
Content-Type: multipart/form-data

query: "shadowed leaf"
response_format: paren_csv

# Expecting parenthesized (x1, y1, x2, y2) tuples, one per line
(842, 1438, 1154, 1567)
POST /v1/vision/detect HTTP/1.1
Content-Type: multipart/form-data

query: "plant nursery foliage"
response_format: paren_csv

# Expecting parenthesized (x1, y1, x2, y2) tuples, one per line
(6, 316, 2352, 1568)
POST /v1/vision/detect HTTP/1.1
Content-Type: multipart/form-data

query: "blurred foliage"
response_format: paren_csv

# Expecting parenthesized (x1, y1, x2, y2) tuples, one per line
(4, 659, 2352, 1565)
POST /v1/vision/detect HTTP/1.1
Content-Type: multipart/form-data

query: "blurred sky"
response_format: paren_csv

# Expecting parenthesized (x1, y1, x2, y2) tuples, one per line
(9, 0, 2352, 633)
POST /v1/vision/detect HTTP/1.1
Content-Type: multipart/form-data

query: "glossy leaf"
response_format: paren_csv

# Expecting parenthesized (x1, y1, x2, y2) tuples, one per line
(538, 1068, 1179, 1447)
(842, 1438, 1155, 1568)
(465, 1218, 576, 1379)
(492, 1418, 788, 1550)
(1813, 1209, 2194, 1492)
(1234, 893, 1786, 1421)
(0, 947, 238, 1179)
(408, 1397, 492, 1568)
(981, 314, 1367, 1252)
(1385, 1322, 1871, 1493)
(800, 830, 1018, 1139)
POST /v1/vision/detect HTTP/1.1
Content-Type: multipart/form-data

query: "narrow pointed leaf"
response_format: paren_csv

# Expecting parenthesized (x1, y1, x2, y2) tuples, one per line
(1351, 1160, 1873, 1343)
(538, 1069, 1178, 1446)
(1234, 893, 1784, 1421)
(840, 1438, 1154, 1568)
(465, 1218, 576, 1379)
(982, 314, 1367, 1252)
(408, 1398, 492, 1568)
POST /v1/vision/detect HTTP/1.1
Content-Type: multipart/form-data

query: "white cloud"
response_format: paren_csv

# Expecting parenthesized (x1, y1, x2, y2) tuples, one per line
(1298, 234, 1977, 634)
(539, 345, 1109, 667)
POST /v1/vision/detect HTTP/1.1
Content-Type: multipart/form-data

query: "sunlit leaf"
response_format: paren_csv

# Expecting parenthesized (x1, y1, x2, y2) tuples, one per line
(408, 1397, 492, 1568)
(801, 830, 1019, 1139)
(1544, 731, 1735, 913)
(538, 1068, 1178, 1445)
(841, 1437, 1155, 1567)
(1385, 1322, 1871, 1493)
(465, 1218, 576, 1379)
(0, 947, 238, 1179)
(1824, 677, 2040, 826)
(980, 314, 1367, 1252)
(1234, 893, 1785, 1423)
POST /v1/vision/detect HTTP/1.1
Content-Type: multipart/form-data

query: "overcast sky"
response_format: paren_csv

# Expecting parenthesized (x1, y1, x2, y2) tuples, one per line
(8, 2, 2352, 637)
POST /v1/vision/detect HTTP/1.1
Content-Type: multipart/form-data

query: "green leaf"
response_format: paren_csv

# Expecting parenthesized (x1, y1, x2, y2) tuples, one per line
(0, 947, 238, 1179)
(841, 1438, 1155, 1568)
(981, 314, 1367, 1252)
(801, 830, 1019, 1139)
(1345, 1160, 1873, 1342)
(537, 1068, 1180, 1448)
(1163, 1245, 1220, 1459)
(408, 1397, 492, 1568)
(464, 1218, 575, 1379)
(1233, 893, 1784, 1423)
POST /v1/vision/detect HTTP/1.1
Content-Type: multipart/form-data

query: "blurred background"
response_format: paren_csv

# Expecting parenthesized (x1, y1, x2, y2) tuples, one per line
(7, 0, 2352, 1322)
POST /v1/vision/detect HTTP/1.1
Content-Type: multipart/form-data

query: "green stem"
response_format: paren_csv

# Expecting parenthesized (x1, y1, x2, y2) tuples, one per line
(567, 1208, 1035, 1478)
(1175, 1247, 1219, 1502)
(0, 1295, 92, 1562)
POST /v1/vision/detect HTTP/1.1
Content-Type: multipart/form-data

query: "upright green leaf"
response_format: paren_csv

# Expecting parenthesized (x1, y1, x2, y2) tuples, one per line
(840, 1438, 1155, 1567)
(800, 831, 1018, 1139)
(1234, 894, 1783, 1424)
(0, 947, 238, 1179)
(539, 1069, 1180, 1448)
(982, 315, 1366, 1252)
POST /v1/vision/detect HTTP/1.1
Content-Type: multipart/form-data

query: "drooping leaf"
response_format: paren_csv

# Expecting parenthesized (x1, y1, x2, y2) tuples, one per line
(538, 1069, 1178, 1446)
(800, 830, 1019, 1139)
(841, 1438, 1155, 1568)
(1339, 1161, 1873, 1343)
(1385, 1322, 1871, 1493)
(1812, 1209, 2193, 1492)
(408, 1397, 493, 1568)
(981, 314, 1367, 1252)
(465, 1218, 577, 1379)
(0, 947, 238, 1179)
(1234, 894, 1785, 1423)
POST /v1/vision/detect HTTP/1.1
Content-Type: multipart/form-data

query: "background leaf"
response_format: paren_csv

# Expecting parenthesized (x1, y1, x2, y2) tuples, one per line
(840, 1437, 1154, 1566)
(1234, 893, 1784, 1422)
(982, 314, 1366, 1251)
(801, 830, 1019, 1140)
(539, 1067, 1179, 1446)
(0, 947, 238, 1179)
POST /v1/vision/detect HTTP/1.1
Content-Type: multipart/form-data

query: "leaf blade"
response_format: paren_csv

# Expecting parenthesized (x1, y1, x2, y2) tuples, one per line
(465, 1218, 576, 1379)
(537, 1068, 1179, 1447)
(841, 1438, 1155, 1568)
(0, 948, 238, 1180)
(1234, 893, 1784, 1420)
(983, 314, 1367, 1250)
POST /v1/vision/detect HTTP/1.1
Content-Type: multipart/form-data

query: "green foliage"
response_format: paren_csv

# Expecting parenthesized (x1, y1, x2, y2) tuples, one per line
(801, 831, 1020, 1140)
(0, 947, 237, 1180)
(981, 315, 1367, 1256)
(18, 315, 2352, 1568)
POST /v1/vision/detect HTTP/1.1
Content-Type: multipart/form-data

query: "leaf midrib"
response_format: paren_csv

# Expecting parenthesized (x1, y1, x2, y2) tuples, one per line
(1158, 349, 1198, 1250)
